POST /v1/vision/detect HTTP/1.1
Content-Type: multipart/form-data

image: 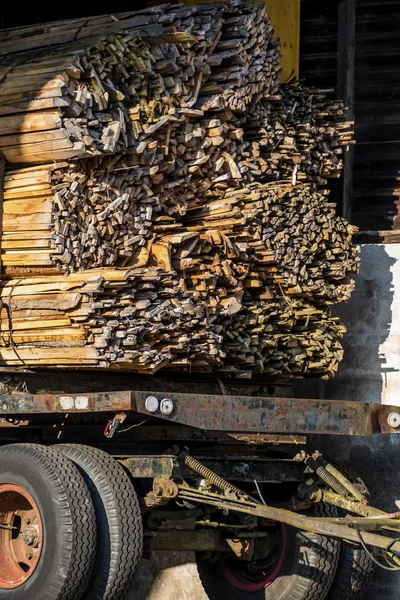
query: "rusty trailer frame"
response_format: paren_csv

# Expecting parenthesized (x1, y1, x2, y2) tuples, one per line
(0, 389, 400, 436)
(2, 387, 400, 561)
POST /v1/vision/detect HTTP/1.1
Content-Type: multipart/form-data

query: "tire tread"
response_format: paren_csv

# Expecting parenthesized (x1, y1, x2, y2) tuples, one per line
(0, 443, 96, 600)
(56, 444, 143, 600)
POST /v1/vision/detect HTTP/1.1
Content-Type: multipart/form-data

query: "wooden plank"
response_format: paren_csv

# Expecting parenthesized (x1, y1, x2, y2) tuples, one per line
(4, 173, 51, 188)
(3, 138, 74, 157)
(2, 200, 53, 215)
(0, 110, 63, 136)
(4, 144, 85, 164)
(336, 0, 356, 222)
(1, 238, 52, 249)
(0, 129, 69, 149)
(0, 97, 70, 116)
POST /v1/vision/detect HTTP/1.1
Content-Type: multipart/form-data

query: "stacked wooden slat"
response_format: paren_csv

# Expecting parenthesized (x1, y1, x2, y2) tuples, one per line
(0, 253, 348, 377)
(243, 84, 354, 185)
(2, 108, 246, 274)
(151, 182, 357, 377)
(0, 32, 195, 163)
(0, 1, 280, 164)
(0, 1, 358, 380)
(1, 159, 162, 276)
(220, 298, 346, 378)
(196, 3, 281, 112)
(0, 268, 223, 372)
(0, 2, 280, 108)
(0, 4, 222, 58)
(3, 154, 357, 287)
(1, 165, 60, 277)
(169, 182, 358, 304)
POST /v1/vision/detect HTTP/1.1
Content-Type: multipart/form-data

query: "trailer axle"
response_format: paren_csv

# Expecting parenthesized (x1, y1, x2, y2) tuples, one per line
(178, 452, 400, 556)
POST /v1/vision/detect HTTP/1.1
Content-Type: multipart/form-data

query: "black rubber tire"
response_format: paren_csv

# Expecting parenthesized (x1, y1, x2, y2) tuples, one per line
(55, 444, 143, 600)
(197, 503, 340, 600)
(326, 463, 375, 600)
(0, 443, 96, 600)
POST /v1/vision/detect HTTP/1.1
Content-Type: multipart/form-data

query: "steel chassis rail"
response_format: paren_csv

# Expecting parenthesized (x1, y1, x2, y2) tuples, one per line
(0, 389, 399, 436)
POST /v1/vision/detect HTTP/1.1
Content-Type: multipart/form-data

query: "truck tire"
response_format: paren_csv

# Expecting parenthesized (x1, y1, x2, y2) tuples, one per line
(326, 463, 375, 600)
(55, 444, 143, 600)
(0, 443, 96, 600)
(197, 503, 340, 600)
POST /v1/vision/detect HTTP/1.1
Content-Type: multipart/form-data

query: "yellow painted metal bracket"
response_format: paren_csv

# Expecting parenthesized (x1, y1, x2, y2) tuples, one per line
(254, 0, 300, 81)
(179, 0, 300, 82)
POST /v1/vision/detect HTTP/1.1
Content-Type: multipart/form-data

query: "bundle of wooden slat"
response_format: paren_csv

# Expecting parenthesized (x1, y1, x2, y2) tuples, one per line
(0, 268, 223, 371)
(0, 2, 358, 380)
(243, 84, 355, 185)
(0, 32, 198, 163)
(2, 165, 357, 290)
(0, 3, 226, 58)
(0, 263, 347, 378)
(220, 298, 346, 378)
(0, 178, 356, 377)
(0, 106, 249, 274)
(0, 1, 280, 164)
(1, 159, 160, 275)
(196, 5, 281, 112)
(2, 138, 241, 275)
(166, 182, 358, 304)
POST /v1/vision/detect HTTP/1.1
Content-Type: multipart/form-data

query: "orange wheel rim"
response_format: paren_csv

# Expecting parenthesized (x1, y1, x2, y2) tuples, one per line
(0, 484, 43, 589)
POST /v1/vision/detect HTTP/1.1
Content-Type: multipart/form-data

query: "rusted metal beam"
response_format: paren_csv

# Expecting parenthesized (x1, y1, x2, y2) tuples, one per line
(0, 391, 133, 414)
(0, 390, 399, 436)
(119, 455, 306, 483)
(113, 426, 306, 445)
(147, 529, 263, 553)
(131, 392, 400, 435)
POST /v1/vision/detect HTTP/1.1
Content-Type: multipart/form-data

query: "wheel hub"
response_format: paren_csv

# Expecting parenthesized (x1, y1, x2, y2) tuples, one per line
(0, 483, 43, 589)
(222, 525, 287, 592)
(22, 525, 40, 547)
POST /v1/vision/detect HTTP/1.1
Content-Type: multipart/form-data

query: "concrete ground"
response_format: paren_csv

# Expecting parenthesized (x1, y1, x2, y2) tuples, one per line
(132, 553, 206, 600)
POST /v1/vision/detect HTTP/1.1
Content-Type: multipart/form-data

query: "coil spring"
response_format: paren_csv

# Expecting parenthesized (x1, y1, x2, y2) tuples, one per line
(316, 466, 350, 497)
(181, 452, 246, 498)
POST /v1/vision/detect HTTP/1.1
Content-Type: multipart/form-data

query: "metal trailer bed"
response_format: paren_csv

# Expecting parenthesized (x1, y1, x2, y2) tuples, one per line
(1, 385, 400, 587)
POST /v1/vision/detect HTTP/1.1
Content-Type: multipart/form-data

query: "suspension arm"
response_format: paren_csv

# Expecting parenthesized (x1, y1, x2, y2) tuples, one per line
(178, 485, 400, 553)
(320, 490, 400, 530)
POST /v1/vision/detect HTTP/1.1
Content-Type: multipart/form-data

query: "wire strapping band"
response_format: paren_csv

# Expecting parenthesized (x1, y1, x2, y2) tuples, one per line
(356, 527, 400, 571)
(3, 279, 29, 368)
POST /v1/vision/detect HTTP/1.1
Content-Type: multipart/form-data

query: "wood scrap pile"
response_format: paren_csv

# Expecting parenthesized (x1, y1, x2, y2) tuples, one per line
(0, 1, 357, 379)
(0, 269, 223, 371)
(0, 1, 280, 164)
(169, 183, 358, 304)
(0, 176, 358, 377)
(0, 230, 350, 377)
(2, 159, 163, 275)
(243, 84, 355, 185)
(220, 299, 346, 378)
(0, 32, 201, 163)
